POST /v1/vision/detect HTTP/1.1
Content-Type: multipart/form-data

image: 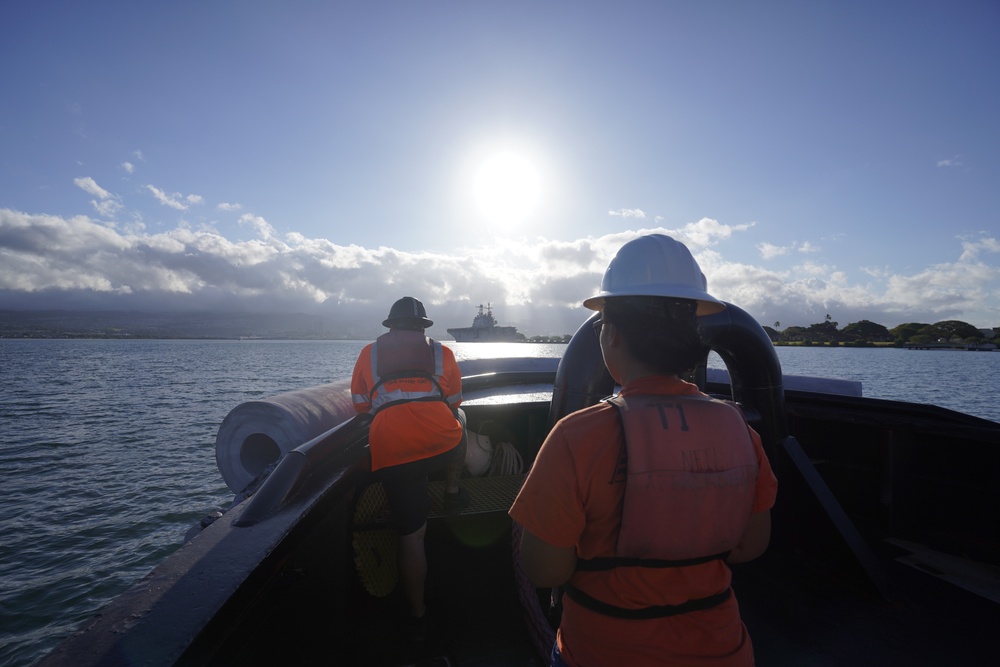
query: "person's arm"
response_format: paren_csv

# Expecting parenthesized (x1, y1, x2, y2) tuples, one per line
(726, 510, 771, 563)
(519, 528, 578, 588)
(727, 424, 777, 564)
(442, 346, 463, 409)
(350, 348, 373, 414)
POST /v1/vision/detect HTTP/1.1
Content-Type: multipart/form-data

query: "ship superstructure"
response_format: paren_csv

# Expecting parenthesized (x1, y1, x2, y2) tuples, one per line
(447, 303, 520, 342)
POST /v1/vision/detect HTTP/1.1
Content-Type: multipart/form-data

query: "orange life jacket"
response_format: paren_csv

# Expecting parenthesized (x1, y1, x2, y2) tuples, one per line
(610, 393, 758, 561)
(568, 393, 758, 618)
(367, 330, 446, 412)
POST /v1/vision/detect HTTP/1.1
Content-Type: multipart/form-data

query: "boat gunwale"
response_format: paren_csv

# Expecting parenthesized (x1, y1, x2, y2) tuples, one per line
(35, 363, 562, 666)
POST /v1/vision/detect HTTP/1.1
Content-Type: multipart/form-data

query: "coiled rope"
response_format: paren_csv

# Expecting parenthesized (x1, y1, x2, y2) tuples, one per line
(487, 441, 524, 476)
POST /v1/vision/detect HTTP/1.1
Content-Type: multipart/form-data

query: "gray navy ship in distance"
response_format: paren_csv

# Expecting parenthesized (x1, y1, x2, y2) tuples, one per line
(447, 303, 520, 342)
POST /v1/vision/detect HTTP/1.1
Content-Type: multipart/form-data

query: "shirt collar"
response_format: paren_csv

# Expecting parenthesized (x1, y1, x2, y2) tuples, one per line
(620, 374, 702, 396)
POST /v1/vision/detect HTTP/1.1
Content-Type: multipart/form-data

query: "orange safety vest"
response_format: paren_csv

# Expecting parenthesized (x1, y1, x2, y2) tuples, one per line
(568, 393, 758, 618)
(366, 330, 447, 412)
(351, 330, 463, 471)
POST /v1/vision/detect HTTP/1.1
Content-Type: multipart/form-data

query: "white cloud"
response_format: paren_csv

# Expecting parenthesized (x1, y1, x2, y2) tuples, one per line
(217, 202, 242, 212)
(758, 242, 788, 259)
(937, 156, 962, 167)
(671, 217, 754, 249)
(238, 213, 276, 241)
(608, 208, 646, 219)
(74, 177, 112, 199)
(861, 266, 889, 278)
(145, 185, 202, 210)
(757, 239, 817, 260)
(959, 235, 1000, 261)
(73, 177, 122, 218)
(122, 162, 135, 174)
(796, 260, 830, 277)
(883, 259, 997, 318)
(0, 209, 997, 331)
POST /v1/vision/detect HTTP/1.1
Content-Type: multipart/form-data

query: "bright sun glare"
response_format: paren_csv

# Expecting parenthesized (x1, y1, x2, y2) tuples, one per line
(473, 151, 541, 225)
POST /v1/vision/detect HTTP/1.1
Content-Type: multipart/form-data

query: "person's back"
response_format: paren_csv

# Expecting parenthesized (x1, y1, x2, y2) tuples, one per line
(353, 326, 463, 471)
(509, 235, 777, 666)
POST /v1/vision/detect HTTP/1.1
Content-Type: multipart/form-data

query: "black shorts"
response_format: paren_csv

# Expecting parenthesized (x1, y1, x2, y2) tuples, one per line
(370, 409, 467, 536)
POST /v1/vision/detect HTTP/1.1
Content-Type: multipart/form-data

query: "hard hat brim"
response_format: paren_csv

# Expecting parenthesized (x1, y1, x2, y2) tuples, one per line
(583, 286, 726, 316)
(382, 316, 434, 328)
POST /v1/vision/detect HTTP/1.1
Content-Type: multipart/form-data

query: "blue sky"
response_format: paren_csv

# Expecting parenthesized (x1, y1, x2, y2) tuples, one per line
(1, 1, 998, 337)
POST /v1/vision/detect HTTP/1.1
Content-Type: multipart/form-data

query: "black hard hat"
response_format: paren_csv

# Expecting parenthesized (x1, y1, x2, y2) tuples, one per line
(382, 296, 433, 328)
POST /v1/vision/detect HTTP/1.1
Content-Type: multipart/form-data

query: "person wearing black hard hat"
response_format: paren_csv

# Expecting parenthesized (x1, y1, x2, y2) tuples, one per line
(351, 296, 469, 641)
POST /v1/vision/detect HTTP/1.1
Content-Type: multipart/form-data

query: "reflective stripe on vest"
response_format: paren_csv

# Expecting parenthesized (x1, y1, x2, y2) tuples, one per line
(368, 331, 446, 412)
(609, 393, 758, 562)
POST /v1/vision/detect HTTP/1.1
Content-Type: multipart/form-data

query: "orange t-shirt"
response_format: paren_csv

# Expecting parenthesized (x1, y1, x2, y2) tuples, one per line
(351, 338, 463, 471)
(509, 375, 778, 667)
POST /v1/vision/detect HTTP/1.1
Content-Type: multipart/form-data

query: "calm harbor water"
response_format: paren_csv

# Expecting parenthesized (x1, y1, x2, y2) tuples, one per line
(1, 339, 997, 665)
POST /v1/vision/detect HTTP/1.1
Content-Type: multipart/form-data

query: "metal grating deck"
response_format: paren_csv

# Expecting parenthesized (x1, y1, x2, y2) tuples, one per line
(352, 474, 526, 531)
(427, 474, 526, 519)
(351, 475, 526, 598)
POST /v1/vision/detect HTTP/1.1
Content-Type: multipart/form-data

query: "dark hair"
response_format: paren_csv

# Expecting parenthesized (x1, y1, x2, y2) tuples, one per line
(602, 296, 709, 374)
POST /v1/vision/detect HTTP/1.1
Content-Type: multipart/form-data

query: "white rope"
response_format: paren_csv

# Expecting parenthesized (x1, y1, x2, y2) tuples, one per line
(487, 441, 524, 476)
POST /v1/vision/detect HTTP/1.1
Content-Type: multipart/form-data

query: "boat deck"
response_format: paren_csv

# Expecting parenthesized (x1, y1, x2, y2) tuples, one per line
(351, 476, 526, 531)
(351, 466, 1000, 666)
(348, 475, 540, 666)
(737, 544, 1000, 666)
(343, 473, 1000, 666)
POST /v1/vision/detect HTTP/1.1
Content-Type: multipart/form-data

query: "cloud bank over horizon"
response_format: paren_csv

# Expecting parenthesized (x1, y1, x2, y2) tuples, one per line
(2, 202, 998, 336)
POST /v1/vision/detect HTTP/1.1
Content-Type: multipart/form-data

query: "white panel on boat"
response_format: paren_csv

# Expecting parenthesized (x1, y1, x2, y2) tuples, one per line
(707, 368, 863, 397)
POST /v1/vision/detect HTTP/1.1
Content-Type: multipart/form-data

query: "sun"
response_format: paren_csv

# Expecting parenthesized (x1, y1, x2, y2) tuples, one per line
(473, 151, 541, 224)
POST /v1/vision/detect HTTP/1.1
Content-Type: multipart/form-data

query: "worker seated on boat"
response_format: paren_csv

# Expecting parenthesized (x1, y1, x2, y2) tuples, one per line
(351, 295, 470, 640)
(510, 234, 778, 667)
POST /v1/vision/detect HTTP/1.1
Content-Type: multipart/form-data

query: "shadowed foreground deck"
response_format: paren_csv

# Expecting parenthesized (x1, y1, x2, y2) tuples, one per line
(206, 471, 999, 667)
(737, 546, 999, 665)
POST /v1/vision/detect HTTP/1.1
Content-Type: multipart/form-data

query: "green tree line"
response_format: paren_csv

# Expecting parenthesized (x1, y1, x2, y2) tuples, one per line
(763, 316, 996, 347)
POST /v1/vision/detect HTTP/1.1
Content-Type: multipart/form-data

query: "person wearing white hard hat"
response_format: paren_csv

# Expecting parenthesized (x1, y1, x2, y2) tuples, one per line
(510, 235, 777, 666)
(351, 296, 470, 642)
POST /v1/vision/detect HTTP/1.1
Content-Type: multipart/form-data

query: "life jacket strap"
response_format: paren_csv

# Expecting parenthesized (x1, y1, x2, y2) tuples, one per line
(563, 583, 731, 619)
(575, 551, 730, 571)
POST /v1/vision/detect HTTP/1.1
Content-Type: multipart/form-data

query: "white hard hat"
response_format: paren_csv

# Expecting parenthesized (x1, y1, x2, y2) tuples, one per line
(583, 234, 726, 316)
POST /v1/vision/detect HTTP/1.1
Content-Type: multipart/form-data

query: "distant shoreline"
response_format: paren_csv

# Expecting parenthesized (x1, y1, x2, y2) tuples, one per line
(4, 335, 995, 351)
(2, 310, 994, 348)
(0, 334, 573, 343)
